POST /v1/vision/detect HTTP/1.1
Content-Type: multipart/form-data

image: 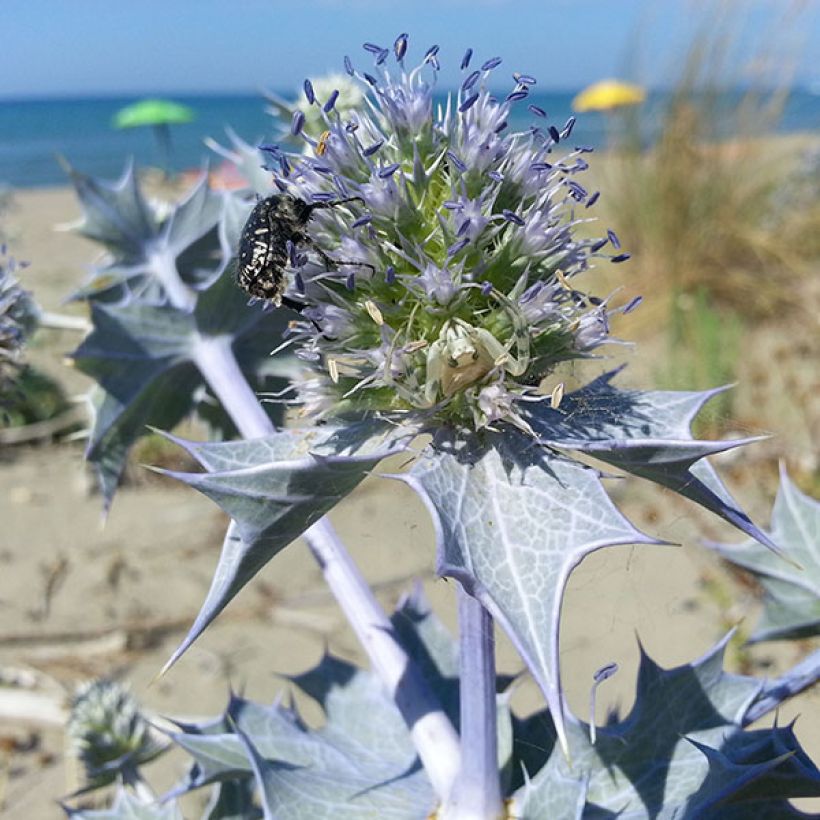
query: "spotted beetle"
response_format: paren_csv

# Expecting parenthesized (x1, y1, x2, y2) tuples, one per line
(235, 194, 373, 306)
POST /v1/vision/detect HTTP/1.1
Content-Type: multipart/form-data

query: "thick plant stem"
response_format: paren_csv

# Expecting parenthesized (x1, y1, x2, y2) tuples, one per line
(190, 315, 459, 803)
(442, 587, 503, 819)
(192, 334, 274, 439)
(304, 518, 461, 800)
(150, 250, 197, 313)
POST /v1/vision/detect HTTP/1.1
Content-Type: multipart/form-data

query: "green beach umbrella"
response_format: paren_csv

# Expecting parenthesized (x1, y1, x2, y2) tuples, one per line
(113, 98, 196, 175)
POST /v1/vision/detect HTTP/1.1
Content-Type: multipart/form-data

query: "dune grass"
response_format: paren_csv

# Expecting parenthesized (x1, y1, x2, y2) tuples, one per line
(591, 8, 818, 433)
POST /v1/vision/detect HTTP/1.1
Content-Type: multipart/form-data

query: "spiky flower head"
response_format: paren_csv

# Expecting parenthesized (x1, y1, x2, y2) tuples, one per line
(263, 36, 635, 432)
(67, 679, 165, 787)
(0, 248, 37, 393)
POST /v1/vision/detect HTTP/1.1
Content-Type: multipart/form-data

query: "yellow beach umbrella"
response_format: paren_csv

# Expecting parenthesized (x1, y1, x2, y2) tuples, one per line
(572, 80, 646, 113)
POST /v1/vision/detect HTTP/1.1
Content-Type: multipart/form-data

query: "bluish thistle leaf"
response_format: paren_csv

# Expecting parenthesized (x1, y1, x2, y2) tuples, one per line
(157, 421, 408, 669)
(523, 370, 783, 557)
(70, 265, 289, 510)
(66, 159, 159, 260)
(402, 428, 662, 756)
(744, 648, 820, 723)
(166, 592, 462, 816)
(63, 787, 181, 819)
(204, 127, 276, 195)
(512, 634, 820, 818)
(707, 466, 820, 642)
(66, 163, 224, 301)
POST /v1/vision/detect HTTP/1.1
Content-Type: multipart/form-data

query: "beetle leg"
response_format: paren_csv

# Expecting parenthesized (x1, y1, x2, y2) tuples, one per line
(302, 236, 376, 274)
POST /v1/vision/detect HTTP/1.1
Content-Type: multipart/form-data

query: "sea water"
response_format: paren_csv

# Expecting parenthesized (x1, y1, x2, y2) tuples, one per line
(0, 90, 818, 189)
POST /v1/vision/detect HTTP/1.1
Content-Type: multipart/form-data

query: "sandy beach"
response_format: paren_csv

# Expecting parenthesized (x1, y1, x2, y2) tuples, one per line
(1, 181, 819, 817)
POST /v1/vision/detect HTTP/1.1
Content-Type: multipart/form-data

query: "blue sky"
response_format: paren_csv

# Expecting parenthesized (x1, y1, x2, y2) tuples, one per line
(2, 0, 817, 97)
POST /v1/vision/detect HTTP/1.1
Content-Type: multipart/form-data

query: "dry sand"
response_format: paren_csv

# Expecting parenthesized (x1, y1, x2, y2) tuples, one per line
(1, 184, 818, 817)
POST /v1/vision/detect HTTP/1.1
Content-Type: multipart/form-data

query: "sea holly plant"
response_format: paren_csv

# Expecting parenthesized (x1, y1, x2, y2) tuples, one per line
(707, 465, 820, 644)
(59, 35, 820, 819)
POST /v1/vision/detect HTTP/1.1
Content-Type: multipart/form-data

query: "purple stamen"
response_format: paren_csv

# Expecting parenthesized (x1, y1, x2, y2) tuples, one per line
(362, 140, 384, 157)
(481, 280, 493, 295)
(607, 229, 621, 249)
(611, 253, 631, 263)
(448, 238, 469, 256)
(352, 214, 372, 228)
(294, 272, 305, 293)
(623, 295, 642, 314)
(376, 48, 389, 66)
(457, 218, 471, 237)
(394, 33, 409, 60)
(311, 192, 337, 202)
(344, 55, 354, 76)
(461, 48, 473, 69)
(493, 120, 508, 134)
(333, 175, 350, 197)
(258, 143, 280, 158)
(576, 145, 595, 153)
(585, 191, 600, 208)
(443, 200, 463, 210)
(323, 90, 340, 113)
(506, 90, 528, 102)
(528, 104, 547, 118)
(363, 73, 378, 86)
(345, 120, 359, 133)
(279, 156, 291, 177)
(548, 125, 561, 142)
(363, 42, 383, 54)
(291, 110, 305, 136)
(379, 163, 401, 178)
(446, 151, 467, 172)
(590, 238, 608, 253)
(561, 116, 577, 138)
(515, 73, 537, 85)
(503, 209, 525, 226)
(346, 272, 356, 290)
(530, 162, 552, 172)
(459, 93, 480, 113)
(462, 70, 481, 91)
(566, 180, 588, 200)
(481, 56, 502, 71)
(424, 44, 440, 61)
(385, 265, 396, 284)
(304, 79, 315, 105)
(488, 170, 504, 182)
(313, 164, 332, 175)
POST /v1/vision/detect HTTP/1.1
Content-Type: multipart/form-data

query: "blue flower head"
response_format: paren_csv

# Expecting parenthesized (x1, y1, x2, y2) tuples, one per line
(264, 36, 630, 431)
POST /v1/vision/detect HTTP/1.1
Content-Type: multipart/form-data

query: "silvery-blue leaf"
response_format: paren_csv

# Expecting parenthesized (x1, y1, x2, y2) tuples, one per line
(66, 163, 223, 301)
(70, 266, 289, 509)
(205, 128, 277, 196)
(403, 428, 661, 754)
(63, 787, 181, 819)
(707, 466, 820, 642)
(158, 421, 407, 668)
(166, 592, 463, 816)
(523, 370, 782, 555)
(512, 634, 820, 817)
